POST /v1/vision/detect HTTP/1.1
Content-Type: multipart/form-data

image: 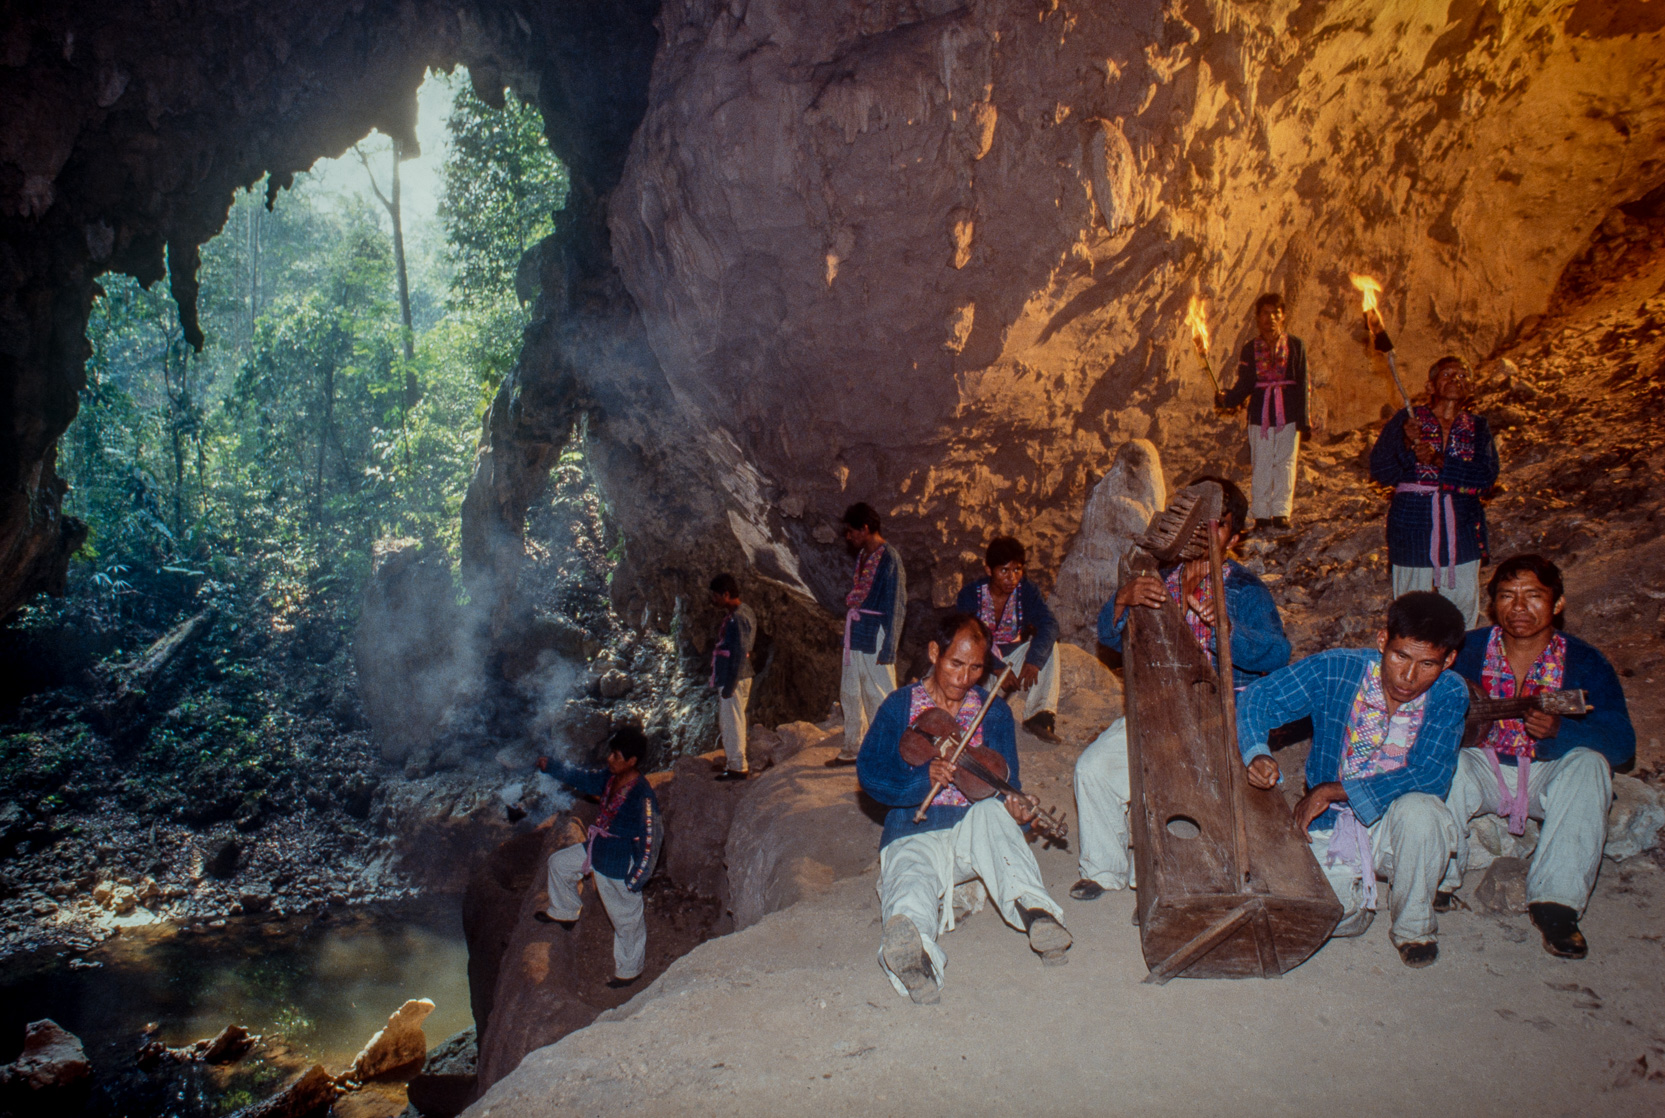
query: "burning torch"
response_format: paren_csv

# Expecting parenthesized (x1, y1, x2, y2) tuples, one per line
(1186, 295, 1221, 394)
(1349, 272, 1412, 410)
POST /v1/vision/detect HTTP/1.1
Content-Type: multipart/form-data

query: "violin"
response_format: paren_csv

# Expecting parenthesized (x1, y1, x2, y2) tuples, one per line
(900, 705, 1069, 843)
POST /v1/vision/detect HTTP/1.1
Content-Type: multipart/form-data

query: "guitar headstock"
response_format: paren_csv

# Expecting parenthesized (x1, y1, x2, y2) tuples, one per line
(1535, 689, 1591, 716)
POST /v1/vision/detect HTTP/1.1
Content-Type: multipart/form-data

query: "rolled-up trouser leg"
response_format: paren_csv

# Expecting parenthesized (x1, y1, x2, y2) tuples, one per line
(1074, 719, 1133, 889)
(1024, 645, 1062, 721)
(1371, 792, 1459, 946)
(593, 872, 647, 980)
(719, 677, 751, 772)
(544, 842, 587, 921)
(1440, 747, 1496, 892)
(877, 830, 954, 996)
(1526, 748, 1612, 914)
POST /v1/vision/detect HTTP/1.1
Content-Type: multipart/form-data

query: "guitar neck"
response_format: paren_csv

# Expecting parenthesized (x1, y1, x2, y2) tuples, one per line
(1466, 688, 1589, 723)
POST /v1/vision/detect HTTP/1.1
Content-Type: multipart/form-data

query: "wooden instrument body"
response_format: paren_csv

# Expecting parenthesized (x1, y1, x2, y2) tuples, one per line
(1461, 679, 1591, 749)
(1122, 549, 1341, 982)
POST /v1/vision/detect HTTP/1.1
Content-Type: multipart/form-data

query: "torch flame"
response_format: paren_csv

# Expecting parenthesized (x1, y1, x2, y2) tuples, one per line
(1185, 295, 1210, 354)
(1350, 272, 1383, 316)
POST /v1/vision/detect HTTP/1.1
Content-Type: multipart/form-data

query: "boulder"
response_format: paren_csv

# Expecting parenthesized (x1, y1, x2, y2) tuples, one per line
(227, 1064, 336, 1118)
(1050, 441, 1166, 646)
(1462, 814, 1539, 874)
(1474, 857, 1529, 915)
(202, 1024, 257, 1065)
(1604, 774, 1665, 861)
(348, 998, 434, 1081)
(405, 1026, 477, 1118)
(658, 755, 750, 900)
(597, 669, 633, 699)
(1051, 641, 1125, 744)
(0, 1020, 90, 1096)
(725, 738, 879, 930)
(772, 722, 839, 765)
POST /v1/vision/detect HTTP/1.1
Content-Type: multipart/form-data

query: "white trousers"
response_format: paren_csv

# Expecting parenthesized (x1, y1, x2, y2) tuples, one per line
(1074, 718, 1134, 889)
(997, 639, 1061, 720)
(876, 799, 1064, 997)
(1440, 747, 1611, 913)
(1248, 423, 1299, 520)
(545, 842, 647, 980)
(1391, 560, 1482, 631)
(718, 678, 752, 772)
(1309, 793, 1457, 946)
(839, 637, 896, 757)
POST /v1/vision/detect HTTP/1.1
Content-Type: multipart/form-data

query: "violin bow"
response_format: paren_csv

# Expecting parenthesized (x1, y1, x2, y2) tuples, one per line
(911, 660, 1018, 824)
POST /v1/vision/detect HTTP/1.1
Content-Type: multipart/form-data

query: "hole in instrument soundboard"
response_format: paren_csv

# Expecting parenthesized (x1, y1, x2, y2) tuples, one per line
(1165, 815, 1202, 839)
(1190, 676, 1217, 694)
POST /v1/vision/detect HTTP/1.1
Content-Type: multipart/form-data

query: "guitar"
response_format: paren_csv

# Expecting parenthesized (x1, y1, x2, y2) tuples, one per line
(1461, 679, 1591, 749)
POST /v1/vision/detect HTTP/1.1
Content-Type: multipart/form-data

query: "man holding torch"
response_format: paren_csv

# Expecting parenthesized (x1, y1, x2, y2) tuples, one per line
(1213, 293, 1311, 532)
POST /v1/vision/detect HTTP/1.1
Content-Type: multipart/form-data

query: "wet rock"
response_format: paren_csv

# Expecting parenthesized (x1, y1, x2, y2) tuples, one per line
(0, 1019, 91, 1110)
(227, 1064, 336, 1118)
(238, 890, 272, 915)
(1605, 774, 1665, 861)
(597, 669, 633, 699)
(1474, 857, 1530, 915)
(202, 1024, 257, 1065)
(205, 838, 241, 880)
(405, 1026, 477, 1118)
(349, 998, 434, 1081)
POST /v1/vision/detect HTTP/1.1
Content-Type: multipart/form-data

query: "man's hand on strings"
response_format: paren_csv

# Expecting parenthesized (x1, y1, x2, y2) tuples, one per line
(1115, 575, 1167, 612)
(928, 757, 957, 788)
(1524, 709, 1561, 740)
(1005, 793, 1038, 826)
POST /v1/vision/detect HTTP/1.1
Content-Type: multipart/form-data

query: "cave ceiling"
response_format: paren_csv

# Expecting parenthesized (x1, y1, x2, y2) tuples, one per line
(3, 0, 1664, 632)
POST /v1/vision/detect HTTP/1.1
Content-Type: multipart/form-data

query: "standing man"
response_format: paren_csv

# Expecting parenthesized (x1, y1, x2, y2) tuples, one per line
(832, 502, 907, 765)
(1369, 355, 1500, 629)
(1440, 554, 1635, 959)
(858, 612, 1071, 1004)
(1215, 293, 1310, 531)
(1071, 477, 1291, 901)
(954, 536, 1062, 743)
(535, 727, 661, 988)
(708, 573, 756, 782)
(1238, 593, 1468, 968)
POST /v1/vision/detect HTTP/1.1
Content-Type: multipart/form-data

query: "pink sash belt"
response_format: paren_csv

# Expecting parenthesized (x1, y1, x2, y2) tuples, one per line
(1256, 378, 1294, 437)
(1484, 748, 1533, 835)
(1395, 482, 1458, 588)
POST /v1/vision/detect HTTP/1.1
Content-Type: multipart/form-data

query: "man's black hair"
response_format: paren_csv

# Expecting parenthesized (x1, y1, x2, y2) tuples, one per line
(1186, 474, 1250, 538)
(1253, 292, 1286, 315)
(930, 610, 990, 655)
(841, 502, 881, 533)
(608, 726, 650, 765)
(709, 573, 740, 597)
(985, 536, 1026, 569)
(1385, 591, 1466, 653)
(1430, 354, 1472, 377)
(1487, 554, 1565, 630)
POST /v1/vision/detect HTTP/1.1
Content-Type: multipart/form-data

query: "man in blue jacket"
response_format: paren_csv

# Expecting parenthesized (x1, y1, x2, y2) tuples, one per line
(1215, 293, 1311, 530)
(1439, 554, 1636, 960)
(1369, 356, 1500, 628)
(1239, 593, 1468, 968)
(832, 503, 907, 764)
(858, 612, 1070, 1004)
(708, 573, 757, 781)
(535, 727, 661, 988)
(954, 536, 1062, 743)
(1072, 477, 1291, 901)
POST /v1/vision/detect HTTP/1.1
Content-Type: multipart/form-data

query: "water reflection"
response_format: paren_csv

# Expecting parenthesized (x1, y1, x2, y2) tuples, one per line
(0, 898, 472, 1115)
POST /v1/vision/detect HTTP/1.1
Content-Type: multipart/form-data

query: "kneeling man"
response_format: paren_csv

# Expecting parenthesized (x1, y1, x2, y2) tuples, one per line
(858, 612, 1071, 1003)
(1239, 592, 1468, 968)
(954, 535, 1063, 743)
(1440, 554, 1636, 959)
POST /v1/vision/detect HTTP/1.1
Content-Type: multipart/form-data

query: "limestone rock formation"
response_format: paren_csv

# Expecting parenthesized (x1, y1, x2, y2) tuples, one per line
(348, 998, 435, 1082)
(0, 1019, 90, 1100)
(1050, 439, 1166, 645)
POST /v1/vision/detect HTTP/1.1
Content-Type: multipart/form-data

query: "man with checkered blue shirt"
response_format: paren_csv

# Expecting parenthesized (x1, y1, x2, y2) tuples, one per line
(1237, 592, 1469, 969)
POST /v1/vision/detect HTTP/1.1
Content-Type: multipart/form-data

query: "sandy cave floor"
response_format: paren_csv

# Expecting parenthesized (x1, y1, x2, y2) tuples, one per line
(470, 724, 1665, 1118)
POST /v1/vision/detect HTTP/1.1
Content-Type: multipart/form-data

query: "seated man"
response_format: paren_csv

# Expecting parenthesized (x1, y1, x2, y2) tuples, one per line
(857, 612, 1071, 1004)
(1072, 476, 1291, 900)
(954, 535, 1063, 743)
(1239, 592, 1468, 968)
(1440, 554, 1636, 959)
(535, 727, 662, 988)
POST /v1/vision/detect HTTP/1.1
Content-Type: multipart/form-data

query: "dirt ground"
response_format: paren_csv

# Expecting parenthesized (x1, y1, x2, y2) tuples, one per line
(466, 718, 1665, 1118)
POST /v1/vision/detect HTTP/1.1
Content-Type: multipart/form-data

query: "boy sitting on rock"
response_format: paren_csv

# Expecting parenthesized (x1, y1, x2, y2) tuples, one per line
(536, 727, 661, 988)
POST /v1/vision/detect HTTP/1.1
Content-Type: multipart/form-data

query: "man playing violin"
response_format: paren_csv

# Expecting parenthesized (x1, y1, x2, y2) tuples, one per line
(1438, 554, 1635, 959)
(1071, 476, 1291, 901)
(857, 612, 1071, 1004)
(954, 535, 1063, 743)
